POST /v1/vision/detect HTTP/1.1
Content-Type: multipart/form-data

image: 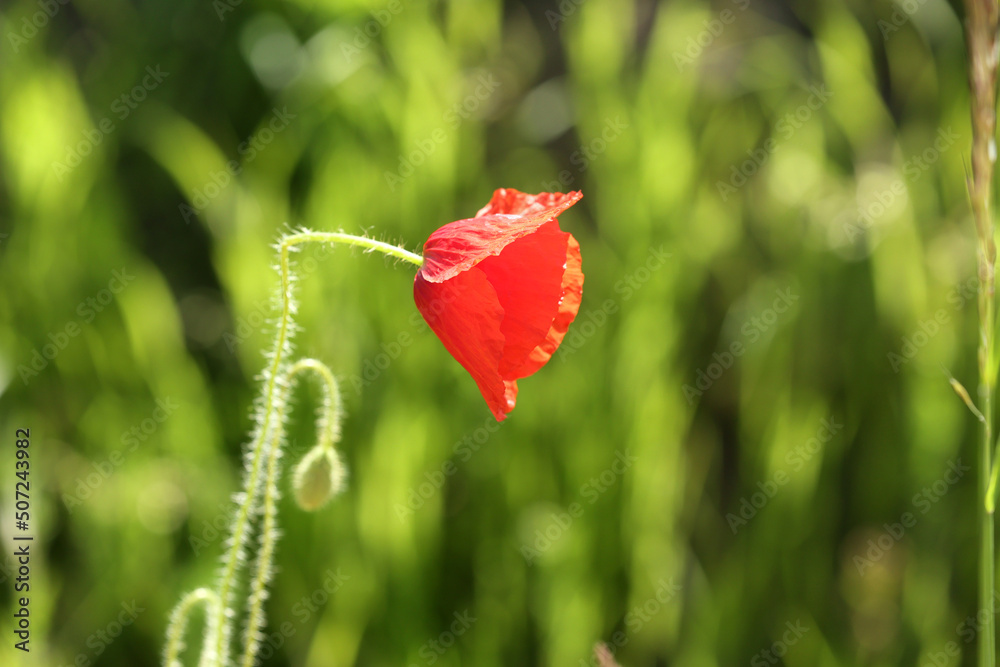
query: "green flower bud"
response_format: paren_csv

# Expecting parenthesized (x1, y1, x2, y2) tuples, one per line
(292, 445, 346, 511)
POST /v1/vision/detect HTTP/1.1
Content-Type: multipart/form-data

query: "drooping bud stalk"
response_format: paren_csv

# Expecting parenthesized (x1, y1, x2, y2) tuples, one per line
(286, 357, 344, 448)
(280, 357, 347, 511)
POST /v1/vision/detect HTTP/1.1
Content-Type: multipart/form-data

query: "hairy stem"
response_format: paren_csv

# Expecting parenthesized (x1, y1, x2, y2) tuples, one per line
(239, 358, 343, 667)
(197, 231, 421, 667)
(164, 588, 219, 667)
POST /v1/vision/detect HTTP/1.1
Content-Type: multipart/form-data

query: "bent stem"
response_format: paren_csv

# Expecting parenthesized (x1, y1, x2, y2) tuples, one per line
(238, 358, 344, 667)
(166, 231, 421, 667)
(164, 588, 219, 667)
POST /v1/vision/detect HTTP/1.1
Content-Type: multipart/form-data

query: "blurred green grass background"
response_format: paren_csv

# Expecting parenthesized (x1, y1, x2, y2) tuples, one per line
(0, 0, 988, 665)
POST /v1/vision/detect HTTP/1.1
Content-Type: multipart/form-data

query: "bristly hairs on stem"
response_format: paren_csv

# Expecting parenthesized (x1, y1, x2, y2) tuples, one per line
(163, 229, 423, 667)
(240, 358, 347, 667)
(164, 588, 219, 667)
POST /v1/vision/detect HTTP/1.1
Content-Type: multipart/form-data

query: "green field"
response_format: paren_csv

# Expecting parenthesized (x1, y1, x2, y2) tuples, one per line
(0, 0, 993, 665)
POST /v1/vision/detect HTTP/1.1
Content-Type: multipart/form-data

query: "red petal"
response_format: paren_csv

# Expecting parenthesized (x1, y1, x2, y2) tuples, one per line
(475, 188, 579, 217)
(419, 190, 582, 283)
(414, 189, 585, 420)
(476, 220, 570, 378)
(518, 233, 583, 376)
(413, 267, 512, 420)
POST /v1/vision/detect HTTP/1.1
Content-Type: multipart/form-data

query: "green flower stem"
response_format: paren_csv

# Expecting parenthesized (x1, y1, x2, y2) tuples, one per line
(238, 358, 343, 667)
(163, 588, 219, 667)
(981, 284, 996, 667)
(193, 230, 421, 667)
(964, 1, 999, 664)
(287, 357, 344, 451)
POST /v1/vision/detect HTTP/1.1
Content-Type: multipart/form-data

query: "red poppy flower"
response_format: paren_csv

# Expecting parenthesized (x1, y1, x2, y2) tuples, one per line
(414, 188, 584, 421)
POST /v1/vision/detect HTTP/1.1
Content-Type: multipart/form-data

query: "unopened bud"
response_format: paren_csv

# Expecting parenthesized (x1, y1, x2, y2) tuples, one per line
(292, 445, 346, 511)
